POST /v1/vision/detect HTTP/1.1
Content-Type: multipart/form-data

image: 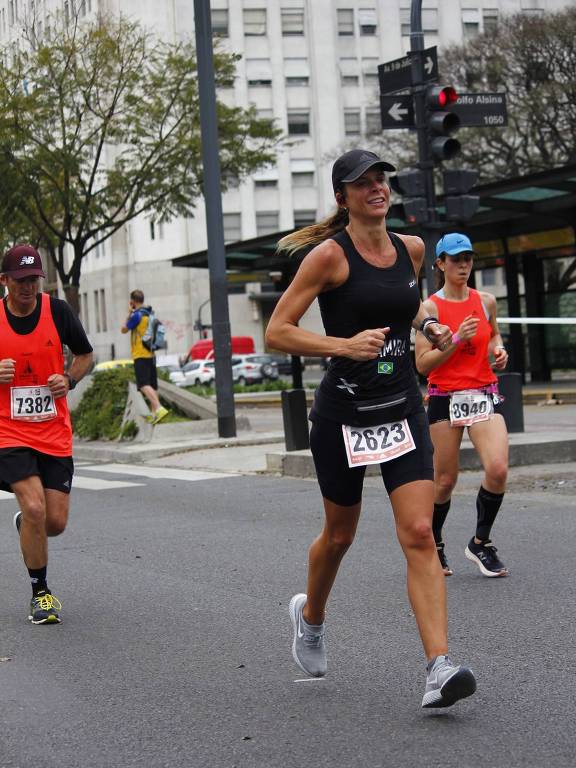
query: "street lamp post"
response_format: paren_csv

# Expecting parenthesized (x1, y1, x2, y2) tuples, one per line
(193, 0, 236, 437)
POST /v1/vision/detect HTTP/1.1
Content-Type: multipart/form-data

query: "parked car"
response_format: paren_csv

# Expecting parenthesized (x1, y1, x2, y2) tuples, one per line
(179, 359, 216, 387)
(231, 354, 279, 385)
(157, 363, 185, 386)
(268, 353, 305, 376)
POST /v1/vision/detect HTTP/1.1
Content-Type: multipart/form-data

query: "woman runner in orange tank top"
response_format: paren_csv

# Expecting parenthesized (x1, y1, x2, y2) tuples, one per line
(415, 233, 510, 579)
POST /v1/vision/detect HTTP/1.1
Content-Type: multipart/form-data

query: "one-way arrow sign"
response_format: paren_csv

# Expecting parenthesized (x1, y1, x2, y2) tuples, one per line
(380, 94, 414, 130)
(378, 46, 438, 95)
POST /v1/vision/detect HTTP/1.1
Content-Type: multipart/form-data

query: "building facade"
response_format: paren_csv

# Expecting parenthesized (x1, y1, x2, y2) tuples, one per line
(0, 0, 570, 361)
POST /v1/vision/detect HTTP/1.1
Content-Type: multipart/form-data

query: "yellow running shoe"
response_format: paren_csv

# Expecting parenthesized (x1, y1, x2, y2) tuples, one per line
(152, 406, 169, 425)
(29, 590, 62, 624)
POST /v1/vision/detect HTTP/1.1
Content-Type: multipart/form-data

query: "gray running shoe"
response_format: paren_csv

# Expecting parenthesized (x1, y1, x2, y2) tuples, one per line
(13, 510, 22, 534)
(422, 654, 476, 708)
(289, 593, 327, 678)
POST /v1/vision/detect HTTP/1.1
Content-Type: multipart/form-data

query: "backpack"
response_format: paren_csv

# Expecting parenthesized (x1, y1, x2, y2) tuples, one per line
(140, 307, 167, 352)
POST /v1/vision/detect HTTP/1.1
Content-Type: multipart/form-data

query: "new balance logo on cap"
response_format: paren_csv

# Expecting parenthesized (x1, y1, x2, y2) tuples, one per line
(20, 256, 35, 265)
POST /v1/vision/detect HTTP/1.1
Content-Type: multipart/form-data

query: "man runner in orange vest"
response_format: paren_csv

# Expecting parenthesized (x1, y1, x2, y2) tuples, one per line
(0, 245, 93, 624)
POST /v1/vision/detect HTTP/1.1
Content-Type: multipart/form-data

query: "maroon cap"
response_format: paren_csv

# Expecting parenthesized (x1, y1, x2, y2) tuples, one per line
(1, 244, 46, 278)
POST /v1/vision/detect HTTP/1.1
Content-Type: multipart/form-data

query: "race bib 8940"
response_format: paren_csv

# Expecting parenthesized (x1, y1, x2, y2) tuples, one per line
(449, 391, 493, 427)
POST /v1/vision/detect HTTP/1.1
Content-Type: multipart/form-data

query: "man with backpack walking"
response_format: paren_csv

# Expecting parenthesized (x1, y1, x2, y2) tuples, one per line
(121, 289, 169, 425)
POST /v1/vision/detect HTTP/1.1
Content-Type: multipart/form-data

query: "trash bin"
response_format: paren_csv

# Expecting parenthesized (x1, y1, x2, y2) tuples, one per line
(497, 372, 524, 433)
(281, 389, 310, 451)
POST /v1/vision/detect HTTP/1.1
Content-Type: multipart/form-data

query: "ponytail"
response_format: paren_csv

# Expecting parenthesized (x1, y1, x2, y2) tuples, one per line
(277, 208, 349, 256)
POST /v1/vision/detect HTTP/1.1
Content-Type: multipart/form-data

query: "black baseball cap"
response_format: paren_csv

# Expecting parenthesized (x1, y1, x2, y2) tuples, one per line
(332, 149, 396, 193)
(1, 244, 46, 278)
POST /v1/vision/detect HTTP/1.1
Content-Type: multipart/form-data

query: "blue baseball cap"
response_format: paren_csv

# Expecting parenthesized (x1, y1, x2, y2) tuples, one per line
(436, 233, 474, 258)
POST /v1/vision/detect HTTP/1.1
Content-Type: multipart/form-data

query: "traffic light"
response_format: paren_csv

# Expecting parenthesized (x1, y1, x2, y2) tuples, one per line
(390, 169, 429, 224)
(425, 85, 460, 162)
(443, 169, 480, 221)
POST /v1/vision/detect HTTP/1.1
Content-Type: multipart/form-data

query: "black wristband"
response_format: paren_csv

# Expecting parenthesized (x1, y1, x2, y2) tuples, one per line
(419, 316, 439, 332)
(64, 373, 77, 390)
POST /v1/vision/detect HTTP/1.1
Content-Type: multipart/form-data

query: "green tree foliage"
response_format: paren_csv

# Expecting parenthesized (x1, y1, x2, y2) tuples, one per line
(0, 13, 281, 311)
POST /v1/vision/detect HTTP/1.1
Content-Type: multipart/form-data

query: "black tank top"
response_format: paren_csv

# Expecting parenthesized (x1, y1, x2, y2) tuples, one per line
(311, 229, 423, 424)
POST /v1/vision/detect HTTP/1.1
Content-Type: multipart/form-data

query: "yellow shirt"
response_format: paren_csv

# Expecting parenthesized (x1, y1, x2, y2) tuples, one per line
(130, 312, 154, 360)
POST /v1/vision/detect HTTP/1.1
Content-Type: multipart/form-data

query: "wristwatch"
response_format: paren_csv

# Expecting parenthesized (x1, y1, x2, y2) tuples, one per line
(64, 373, 78, 390)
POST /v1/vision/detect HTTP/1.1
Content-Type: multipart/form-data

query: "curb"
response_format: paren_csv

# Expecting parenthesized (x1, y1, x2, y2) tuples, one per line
(267, 435, 576, 479)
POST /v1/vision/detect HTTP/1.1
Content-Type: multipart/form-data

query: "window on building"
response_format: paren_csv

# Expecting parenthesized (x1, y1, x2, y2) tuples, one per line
(243, 8, 267, 36)
(286, 75, 309, 87)
(255, 178, 278, 188)
(256, 212, 279, 236)
(521, 0, 543, 11)
(359, 8, 377, 36)
(482, 9, 498, 32)
(341, 74, 359, 86)
(81, 292, 89, 333)
(344, 109, 361, 136)
(365, 108, 381, 135)
(8, 0, 14, 26)
(99, 289, 107, 332)
(291, 171, 314, 187)
(294, 210, 316, 228)
(462, 9, 479, 39)
(362, 58, 379, 85)
(248, 77, 272, 87)
(281, 8, 304, 36)
(94, 290, 101, 333)
(223, 213, 241, 243)
(287, 110, 310, 135)
(149, 220, 155, 241)
(401, 7, 438, 36)
(337, 9, 354, 36)
(256, 109, 275, 127)
(211, 9, 229, 37)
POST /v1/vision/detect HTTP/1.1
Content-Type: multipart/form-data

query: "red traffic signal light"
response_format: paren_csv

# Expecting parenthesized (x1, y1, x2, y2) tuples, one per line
(425, 85, 461, 162)
(427, 86, 458, 109)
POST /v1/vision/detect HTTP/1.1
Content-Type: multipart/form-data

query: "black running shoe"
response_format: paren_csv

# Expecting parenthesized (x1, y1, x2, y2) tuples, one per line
(465, 538, 508, 577)
(28, 590, 62, 624)
(436, 542, 453, 576)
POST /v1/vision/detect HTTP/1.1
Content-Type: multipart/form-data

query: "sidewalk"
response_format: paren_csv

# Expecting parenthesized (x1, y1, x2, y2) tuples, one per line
(73, 401, 576, 476)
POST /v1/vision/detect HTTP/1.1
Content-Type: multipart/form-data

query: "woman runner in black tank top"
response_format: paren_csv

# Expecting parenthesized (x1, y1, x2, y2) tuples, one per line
(266, 149, 477, 709)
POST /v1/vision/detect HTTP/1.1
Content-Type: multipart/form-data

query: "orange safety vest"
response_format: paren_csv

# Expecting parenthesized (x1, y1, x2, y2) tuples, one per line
(428, 288, 496, 392)
(0, 293, 72, 456)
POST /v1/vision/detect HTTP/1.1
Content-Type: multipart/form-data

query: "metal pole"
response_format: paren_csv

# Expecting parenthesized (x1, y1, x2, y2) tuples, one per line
(193, 0, 236, 437)
(410, 0, 439, 296)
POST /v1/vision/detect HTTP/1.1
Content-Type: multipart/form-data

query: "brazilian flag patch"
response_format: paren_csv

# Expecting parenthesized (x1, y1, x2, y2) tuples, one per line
(378, 361, 394, 374)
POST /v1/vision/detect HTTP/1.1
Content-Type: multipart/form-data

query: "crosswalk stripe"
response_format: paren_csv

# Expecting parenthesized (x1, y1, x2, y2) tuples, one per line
(78, 463, 236, 482)
(73, 477, 145, 491)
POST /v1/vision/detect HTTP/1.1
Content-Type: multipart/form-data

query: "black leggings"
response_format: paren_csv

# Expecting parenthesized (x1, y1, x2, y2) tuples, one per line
(309, 410, 434, 506)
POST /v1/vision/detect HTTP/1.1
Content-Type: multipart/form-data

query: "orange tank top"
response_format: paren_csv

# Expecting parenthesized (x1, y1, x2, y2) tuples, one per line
(428, 288, 496, 392)
(0, 293, 72, 455)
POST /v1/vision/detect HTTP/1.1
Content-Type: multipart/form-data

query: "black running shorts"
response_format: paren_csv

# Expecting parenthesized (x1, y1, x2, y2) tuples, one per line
(0, 447, 74, 494)
(133, 357, 158, 390)
(427, 394, 505, 425)
(309, 410, 434, 506)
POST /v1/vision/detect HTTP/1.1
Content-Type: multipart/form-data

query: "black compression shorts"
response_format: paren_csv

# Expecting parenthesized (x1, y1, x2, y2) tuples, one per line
(133, 357, 158, 390)
(0, 447, 74, 494)
(309, 410, 434, 506)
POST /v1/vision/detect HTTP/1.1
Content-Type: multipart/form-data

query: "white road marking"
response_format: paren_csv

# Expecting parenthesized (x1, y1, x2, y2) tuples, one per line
(72, 477, 144, 491)
(78, 463, 236, 482)
(293, 678, 325, 683)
